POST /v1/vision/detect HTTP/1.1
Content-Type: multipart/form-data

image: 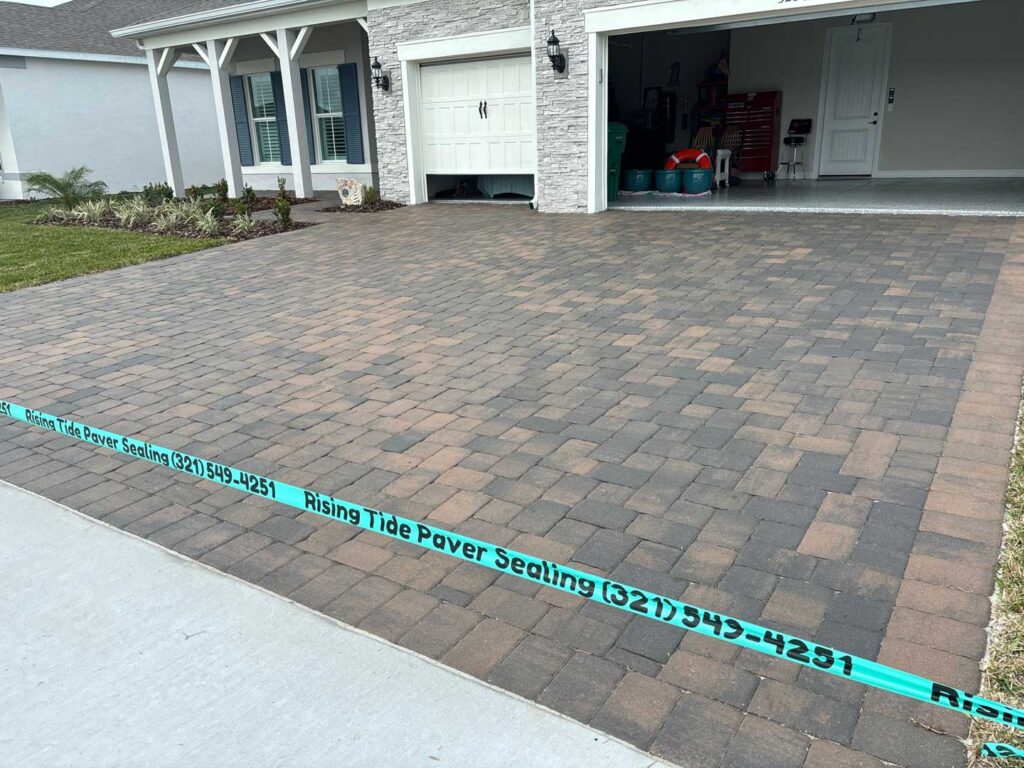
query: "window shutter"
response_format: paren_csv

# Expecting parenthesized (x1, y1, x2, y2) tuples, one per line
(299, 68, 316, 163)
(269, 70, 292, 166)
(229, 75, 254, 167)
(337, 63, 364, 165)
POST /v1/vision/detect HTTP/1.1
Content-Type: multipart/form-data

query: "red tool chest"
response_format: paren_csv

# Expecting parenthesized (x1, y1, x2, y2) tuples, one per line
(726, 91, 782, 177)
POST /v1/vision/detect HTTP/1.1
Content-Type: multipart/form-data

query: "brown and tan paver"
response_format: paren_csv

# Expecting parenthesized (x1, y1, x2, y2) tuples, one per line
(1, 205, 1023, 768)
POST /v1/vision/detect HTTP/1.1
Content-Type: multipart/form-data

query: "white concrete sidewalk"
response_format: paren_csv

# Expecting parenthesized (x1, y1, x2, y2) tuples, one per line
(0, 481, 669, 768)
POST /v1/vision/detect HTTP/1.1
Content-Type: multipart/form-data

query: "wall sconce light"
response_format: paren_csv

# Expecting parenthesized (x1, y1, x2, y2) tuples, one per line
(371, 56, 390, 91)
(546, 30, 566, 74)
(851, 12, 876, 23)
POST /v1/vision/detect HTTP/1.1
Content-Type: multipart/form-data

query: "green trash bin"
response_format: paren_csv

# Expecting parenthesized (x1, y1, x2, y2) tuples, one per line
(607, 122, 629, 203)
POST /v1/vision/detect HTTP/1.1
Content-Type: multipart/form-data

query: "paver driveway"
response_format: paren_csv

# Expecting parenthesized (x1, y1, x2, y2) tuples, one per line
(2, 206, 1023, 768)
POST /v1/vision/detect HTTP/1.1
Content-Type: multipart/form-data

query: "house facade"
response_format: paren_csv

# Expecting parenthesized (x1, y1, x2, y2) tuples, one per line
(0, 0, 222, 201)
(115, 0, 1023, 212)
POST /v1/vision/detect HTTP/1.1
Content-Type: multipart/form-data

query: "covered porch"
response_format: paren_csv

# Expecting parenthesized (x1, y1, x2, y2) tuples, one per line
(112, 0, 378, 199)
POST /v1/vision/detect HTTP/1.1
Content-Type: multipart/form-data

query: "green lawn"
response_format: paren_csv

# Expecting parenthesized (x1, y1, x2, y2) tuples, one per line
(0, 201, 223, 292)
(971, 391, 1024, 765)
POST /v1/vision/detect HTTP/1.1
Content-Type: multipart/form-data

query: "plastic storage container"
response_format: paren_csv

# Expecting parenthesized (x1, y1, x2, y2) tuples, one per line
(607, 122, 629, 202)
(622, 169, 653, 192)
(654, 169, 682, 194)
(682, 168, 714, 194)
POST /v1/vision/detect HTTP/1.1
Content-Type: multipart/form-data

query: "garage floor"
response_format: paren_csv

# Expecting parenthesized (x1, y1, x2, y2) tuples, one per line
(613, 177, 1024, 217)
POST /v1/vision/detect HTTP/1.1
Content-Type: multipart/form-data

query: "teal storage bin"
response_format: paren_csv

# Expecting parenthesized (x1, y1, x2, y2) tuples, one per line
(607, 122, 629, 202)
(622, 169, 652, 192)
(654, 169, 682, 194)
(682, 168, 714, 194)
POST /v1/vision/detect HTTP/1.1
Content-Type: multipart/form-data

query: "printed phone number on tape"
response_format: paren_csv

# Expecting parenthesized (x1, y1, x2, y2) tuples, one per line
(3, 398, 1024, 742)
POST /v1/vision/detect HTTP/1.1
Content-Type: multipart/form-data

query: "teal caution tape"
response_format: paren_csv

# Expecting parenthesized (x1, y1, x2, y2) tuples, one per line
(985, 744, 1024, 760)
(3, 398, 1024, 737)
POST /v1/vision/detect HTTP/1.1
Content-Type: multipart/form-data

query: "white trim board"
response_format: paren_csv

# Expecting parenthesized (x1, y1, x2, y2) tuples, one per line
(112, 0, 360, 38)
(0, 47, 207, 69)
(126, 3, 366, 51)
(584, 0, 981, 35)
(397, 27, 530, 63)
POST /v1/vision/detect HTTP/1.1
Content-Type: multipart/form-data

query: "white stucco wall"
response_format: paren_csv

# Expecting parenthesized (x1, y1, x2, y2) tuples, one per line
(0, 55, 221, 199)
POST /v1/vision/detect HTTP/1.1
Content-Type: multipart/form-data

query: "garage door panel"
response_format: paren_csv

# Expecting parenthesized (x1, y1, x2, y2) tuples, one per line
(420, 55, 535, 175)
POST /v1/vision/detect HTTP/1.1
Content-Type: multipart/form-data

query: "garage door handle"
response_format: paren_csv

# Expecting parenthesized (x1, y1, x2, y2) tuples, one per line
(869, 120, 878, 125)
(478, 101, 483, 119)
(483, 100, 488, 118)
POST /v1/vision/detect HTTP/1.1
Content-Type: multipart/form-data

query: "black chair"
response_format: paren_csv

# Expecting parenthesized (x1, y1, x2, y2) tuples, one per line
(778, 119, 812, 180)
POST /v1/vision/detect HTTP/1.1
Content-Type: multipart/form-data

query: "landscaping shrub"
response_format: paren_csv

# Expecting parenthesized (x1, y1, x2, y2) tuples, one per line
(215, 178, 229, 203)
(112, 196, 156, 228)
(142, 181, 174, 205)
(33, 186, 308, 241)
(362, 185, 381, 205)
(273, 177, 292, 228)
(25, 166, 108, 211)
(238, 184, 258, 215)
(74, 199, 113, 224)
(192, 208, 221, 237)
(231, 213, 259, 237)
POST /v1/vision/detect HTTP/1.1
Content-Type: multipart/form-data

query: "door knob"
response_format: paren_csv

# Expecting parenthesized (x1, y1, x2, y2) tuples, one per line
(869, 120, 878, 125)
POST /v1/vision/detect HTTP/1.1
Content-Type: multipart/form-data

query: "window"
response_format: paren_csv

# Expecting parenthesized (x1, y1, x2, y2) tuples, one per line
(246, 73, 281, 164)
(310, 67, 346, 162)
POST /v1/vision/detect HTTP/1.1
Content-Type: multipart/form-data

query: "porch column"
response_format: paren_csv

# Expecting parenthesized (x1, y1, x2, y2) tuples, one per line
(275, 27, 313, 198)
(145, 48, 184, 197)
(203, 38, 244, 198)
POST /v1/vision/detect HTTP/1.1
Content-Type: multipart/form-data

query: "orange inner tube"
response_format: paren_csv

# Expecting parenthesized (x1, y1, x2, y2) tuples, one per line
(664, 150, 712, 170)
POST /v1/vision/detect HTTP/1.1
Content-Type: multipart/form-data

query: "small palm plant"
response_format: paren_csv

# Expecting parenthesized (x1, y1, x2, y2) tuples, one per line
(24, 166, 107, 211)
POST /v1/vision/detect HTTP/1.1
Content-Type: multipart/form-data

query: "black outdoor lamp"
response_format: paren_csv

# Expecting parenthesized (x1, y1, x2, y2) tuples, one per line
(371, 56, 390, 91)
(546, 30, 566, 73)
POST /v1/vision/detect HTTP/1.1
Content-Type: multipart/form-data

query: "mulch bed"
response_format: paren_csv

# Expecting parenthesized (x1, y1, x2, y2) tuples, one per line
(37, 215, 312, 241)
(250, 196, 317, 212)
(0, 199, 33, 206)
(319, 200, 405, 213)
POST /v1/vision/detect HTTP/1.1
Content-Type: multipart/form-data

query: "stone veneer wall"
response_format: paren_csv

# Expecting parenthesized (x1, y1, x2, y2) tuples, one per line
(533, 0, 621, 213)
(366, 0, 531, 204)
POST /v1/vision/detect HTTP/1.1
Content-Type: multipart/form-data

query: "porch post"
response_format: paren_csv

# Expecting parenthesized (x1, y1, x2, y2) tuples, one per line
(205, 38, 244, 198)
(276, 27, 313, 198)
(145, 48, 184, 197)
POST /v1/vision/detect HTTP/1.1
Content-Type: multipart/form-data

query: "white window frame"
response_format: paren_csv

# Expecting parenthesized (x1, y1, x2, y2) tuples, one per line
(244, 72, 282, 166)
(306, 66, 346, 165)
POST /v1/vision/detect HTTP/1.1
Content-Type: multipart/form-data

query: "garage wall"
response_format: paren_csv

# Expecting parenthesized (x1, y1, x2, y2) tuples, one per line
(730, 0, 1024, 175)
(0, 57, 221, 198)
(367, 0, 531, 203)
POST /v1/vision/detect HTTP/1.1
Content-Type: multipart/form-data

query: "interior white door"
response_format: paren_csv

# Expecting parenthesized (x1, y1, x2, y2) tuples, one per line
(420, 56, 535, 175)
(819, 24, 890, 176)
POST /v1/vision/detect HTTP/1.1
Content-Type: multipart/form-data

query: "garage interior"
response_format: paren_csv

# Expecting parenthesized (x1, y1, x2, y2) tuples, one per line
(606, 0, 1024, 214)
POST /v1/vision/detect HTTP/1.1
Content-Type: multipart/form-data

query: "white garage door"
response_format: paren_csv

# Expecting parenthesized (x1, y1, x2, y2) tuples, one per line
(420, 55, 535, 175)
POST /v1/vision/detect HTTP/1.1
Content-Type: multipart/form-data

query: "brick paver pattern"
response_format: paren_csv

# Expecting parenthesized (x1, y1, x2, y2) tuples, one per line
(2, 206, 1021, 768)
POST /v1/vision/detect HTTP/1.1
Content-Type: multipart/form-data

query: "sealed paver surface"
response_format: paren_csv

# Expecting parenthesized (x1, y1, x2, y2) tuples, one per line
(2, 206, 1023, 767)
